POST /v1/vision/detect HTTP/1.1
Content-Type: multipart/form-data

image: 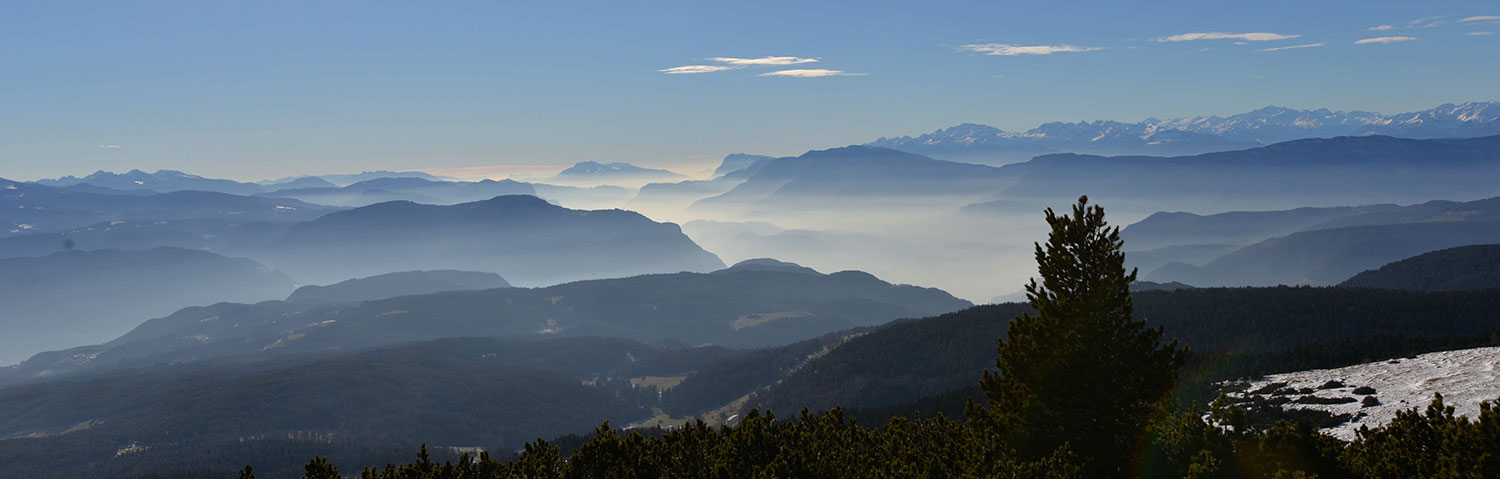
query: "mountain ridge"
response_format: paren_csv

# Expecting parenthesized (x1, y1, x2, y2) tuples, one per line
(870, 101, 1500, 163)
(260, 194, 725, 286)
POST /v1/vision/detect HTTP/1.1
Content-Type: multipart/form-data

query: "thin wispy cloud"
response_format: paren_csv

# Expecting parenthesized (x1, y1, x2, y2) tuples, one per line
(758, 69, 866, 78)
(1355, 36, 1419, 44)
(97, 144, 123, 149)
(1368, 25, 1395, 31)
(1155, 32, 1301, 42)
(709, 56, 818, 66)
(658, 65, 735, 74)
(1467, 31, 1497, 36)
(957, 43, 1103, 56)
(1406, 15, 1446, 28)
(659, 56, 823, 75)
(1458, 16, 1500, 23)
(1257, 42, 1325, 52)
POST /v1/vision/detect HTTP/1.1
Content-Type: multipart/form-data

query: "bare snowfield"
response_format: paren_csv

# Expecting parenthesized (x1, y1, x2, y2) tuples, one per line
(1231, 346, 1500, 440)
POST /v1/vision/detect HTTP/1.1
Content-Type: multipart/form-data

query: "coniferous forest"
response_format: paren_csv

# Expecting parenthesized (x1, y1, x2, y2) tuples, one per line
(11, 4, 1500, 478)
(261, 198, 1500, 479)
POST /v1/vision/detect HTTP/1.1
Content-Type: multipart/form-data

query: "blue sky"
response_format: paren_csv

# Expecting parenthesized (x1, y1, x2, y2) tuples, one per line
(2, 0, 1496, 181)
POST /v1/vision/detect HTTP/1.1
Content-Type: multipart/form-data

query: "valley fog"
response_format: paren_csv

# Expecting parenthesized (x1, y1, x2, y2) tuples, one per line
(4, 15, 1500, 471)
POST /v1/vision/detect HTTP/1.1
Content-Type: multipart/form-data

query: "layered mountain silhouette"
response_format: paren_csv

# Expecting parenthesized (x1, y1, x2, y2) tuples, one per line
(1340, 244, 1500, 292)
(2, 259, 969, 382)
(690, 146, 1016, 215)
(631, 154, 777, 216)
(7, 286, 1500, 478)
(258, 177, 537, 207)
(0, 218, 297, 260)
(0, 178, 335, 237)
(546, 161, 686, 187)
(871, 101, 1500, 164)
(286, 270, 511, 305)
(712, 154, 775, 178)
(259, 176, 630, 209)
(1135, 197, 1500, 287)
(1122, 204, 1406, 251)
(35, 169, 267, 195)
(36, 169, 451, 195)
(967, 134, 1500, 213)
(261, 170, 448, 187)
(0, 247, 295, 365)
(1150, 222, 1500, 286)
(258, 195, 723, 286)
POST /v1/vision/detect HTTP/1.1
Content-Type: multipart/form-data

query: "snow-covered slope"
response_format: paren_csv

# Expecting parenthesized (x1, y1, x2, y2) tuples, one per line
(1229, 346, 1500, 440)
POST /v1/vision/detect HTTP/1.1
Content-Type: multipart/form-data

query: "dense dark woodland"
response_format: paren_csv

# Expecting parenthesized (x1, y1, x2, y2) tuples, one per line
(0, 338, 663, 479)
(1340, 244, 1500, 291)
(732, 286, 1500, 417)
(263, 197, 1500, 479)
(4, 277, 1500, 476)
(3, 198, 1493, 478)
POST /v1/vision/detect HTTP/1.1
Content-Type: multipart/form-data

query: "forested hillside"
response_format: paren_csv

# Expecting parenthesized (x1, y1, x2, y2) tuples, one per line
(260, 196, 1500, 479)
(0, 337, 663, 479)
(744, 286, 1500, 416)
(2, 263, 968, 384)
(1341, 244, 1500, 291)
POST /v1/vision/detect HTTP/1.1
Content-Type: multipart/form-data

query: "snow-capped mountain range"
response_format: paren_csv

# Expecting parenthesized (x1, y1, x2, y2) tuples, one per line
(36, 169, 268, 195)
(869, 101, 1500, 164)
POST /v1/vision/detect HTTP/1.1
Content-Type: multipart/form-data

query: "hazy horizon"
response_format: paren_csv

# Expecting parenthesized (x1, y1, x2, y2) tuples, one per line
(6, 1, 1499, 181)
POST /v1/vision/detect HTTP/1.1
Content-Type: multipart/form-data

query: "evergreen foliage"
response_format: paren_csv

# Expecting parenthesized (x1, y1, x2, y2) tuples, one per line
(277, 393, 1500, 479)
(9, 196, 1500, 478)
(978, 196, 1188, 475)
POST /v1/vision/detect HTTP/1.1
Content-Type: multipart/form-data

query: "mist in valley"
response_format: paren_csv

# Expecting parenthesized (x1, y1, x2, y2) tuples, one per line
(5, 3, 1500, 474)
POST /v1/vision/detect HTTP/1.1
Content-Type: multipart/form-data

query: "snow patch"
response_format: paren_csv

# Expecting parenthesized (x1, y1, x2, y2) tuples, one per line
(1233, 346, 1500, 440)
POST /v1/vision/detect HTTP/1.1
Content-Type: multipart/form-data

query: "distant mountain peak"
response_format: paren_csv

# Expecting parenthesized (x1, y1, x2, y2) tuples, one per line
(799, 145, 927, 160)
(866, 100, 1500, 163)
(716, 258, 821, 276)
(468, 194, 556, 209)
(554, 161, 684, 178)
(712, 153, 775, 178)
(270, 193, 723, 285)
(36, 169, 266, 195)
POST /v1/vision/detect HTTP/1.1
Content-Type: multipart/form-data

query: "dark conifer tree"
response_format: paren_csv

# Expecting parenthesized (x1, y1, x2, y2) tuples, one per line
(301, 456, 340, 479)
(979, 195, 1188, 476)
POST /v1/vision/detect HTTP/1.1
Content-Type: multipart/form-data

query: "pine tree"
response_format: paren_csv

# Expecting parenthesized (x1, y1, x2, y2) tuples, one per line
(979, 195, 1188, 476)
(301, 456, 340, 479)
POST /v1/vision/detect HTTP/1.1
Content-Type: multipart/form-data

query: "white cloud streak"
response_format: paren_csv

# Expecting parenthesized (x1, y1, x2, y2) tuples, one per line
(1407, 15, 1446, 28)
(1467, 31, 1497, 36)
(1354, 36, 1419, 44)
(658, 65, 736, 74)
(97, 144, 123, 149)
(757, 69, 866, 78)
(708, 56, 818, 66)
(1368, 25, 1395, 31)
(1458, 16, 1500, 23)
(957, 43, 1103, 56)
(1155, 32, 1301, 42)
(1257, 42, 1325, 52)
(658, 56, 823, 74)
